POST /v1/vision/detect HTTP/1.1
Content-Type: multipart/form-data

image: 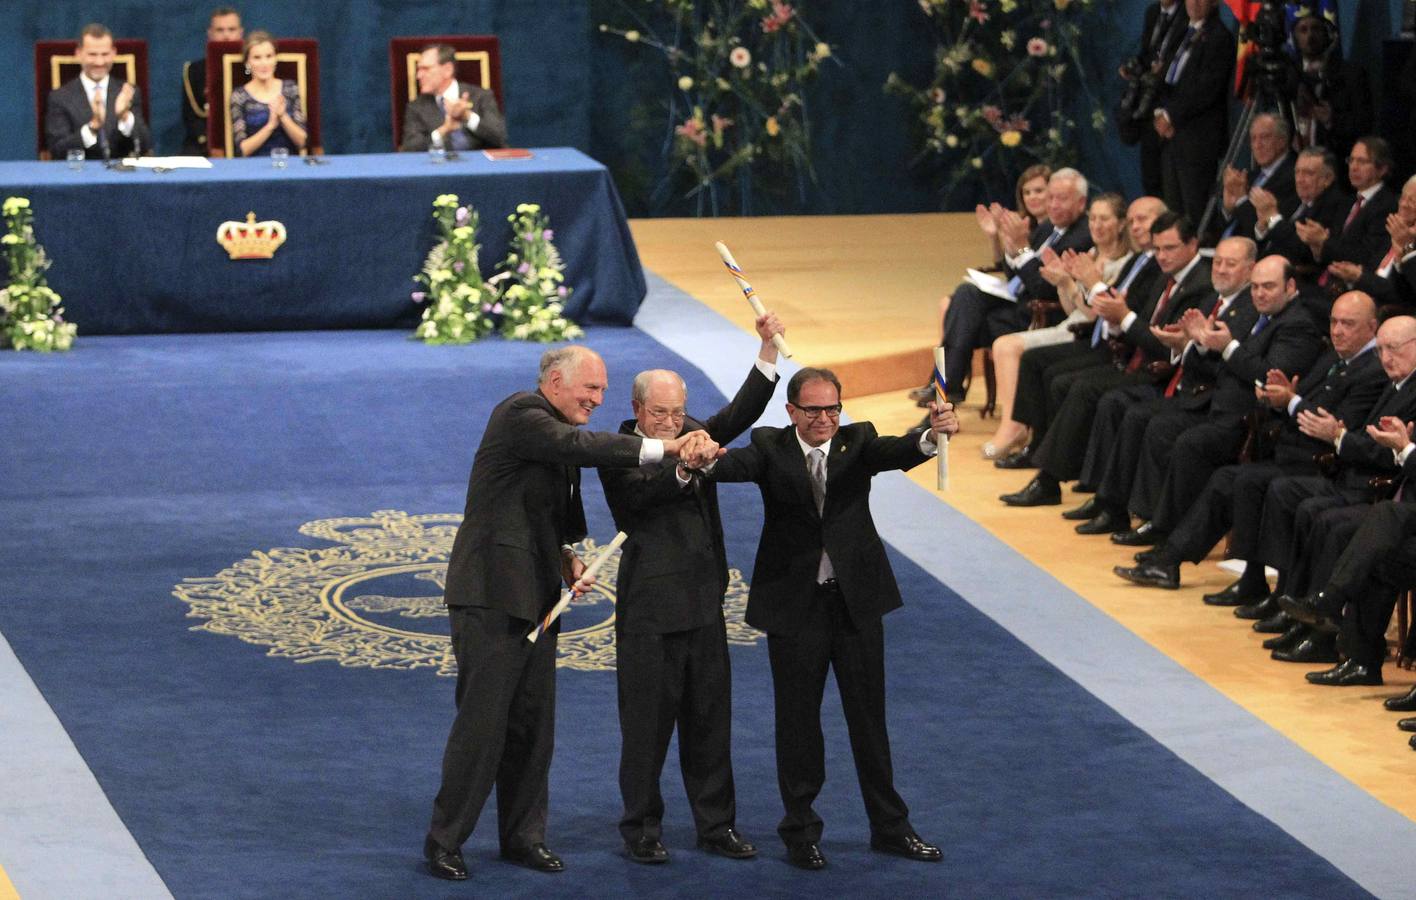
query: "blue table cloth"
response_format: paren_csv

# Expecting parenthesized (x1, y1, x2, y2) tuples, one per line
(0, 149, 645, 334)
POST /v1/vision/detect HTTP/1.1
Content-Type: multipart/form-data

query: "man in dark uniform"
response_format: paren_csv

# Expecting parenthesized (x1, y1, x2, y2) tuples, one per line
(181, 7, 243, 155)
(424, 346, 717, 881)
(599, 313, 784, 864)
(708, 368, 957, 870)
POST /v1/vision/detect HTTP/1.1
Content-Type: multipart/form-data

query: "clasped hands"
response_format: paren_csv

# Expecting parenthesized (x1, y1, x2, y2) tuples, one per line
(441, 92, 474, 134)
(667, 430, 722, 472)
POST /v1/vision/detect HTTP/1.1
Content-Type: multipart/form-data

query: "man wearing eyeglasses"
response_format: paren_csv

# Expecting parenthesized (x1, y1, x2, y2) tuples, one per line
(706, 368, 957, 871)
(598, 313, 785, 866)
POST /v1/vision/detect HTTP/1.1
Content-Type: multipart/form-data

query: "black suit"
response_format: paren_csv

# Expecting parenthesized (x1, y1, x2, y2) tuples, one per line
(1154, 11, 1235, 222)
(181, 58, 208, 155)
(400, 81, 507, 152)
(1318, 186, 1401, 274)
(1294, 57, 1373, 176)
(1217, 153, 1298, 242)
(598, 365, 777, 845)
(1120, 2, 1190, 197)
(428, 390, 644, 856)
(1328, 493, 1416, 668)
(941, 217, 1092, 395)
(712, 422, 932, 847)
(1260, 185, 1353, 280)
(45, 76, 151, 160)
(1352, 252, 1416, 313)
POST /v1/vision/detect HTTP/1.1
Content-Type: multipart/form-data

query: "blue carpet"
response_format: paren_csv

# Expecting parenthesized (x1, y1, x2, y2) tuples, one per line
(0, 328, 1375, 898)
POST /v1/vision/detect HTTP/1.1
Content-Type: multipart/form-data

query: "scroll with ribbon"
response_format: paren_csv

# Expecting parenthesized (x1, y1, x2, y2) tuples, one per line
(527, 531, 629, 643)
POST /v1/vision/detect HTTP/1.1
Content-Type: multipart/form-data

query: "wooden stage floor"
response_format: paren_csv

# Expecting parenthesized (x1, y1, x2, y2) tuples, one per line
(632, 213, 1416, 824)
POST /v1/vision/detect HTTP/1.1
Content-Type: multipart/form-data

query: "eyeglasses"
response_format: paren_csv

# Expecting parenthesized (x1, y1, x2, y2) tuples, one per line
(1376, 336, 1416, 356)
(793, 403, 842, 419)
(645, 406, 686, 421)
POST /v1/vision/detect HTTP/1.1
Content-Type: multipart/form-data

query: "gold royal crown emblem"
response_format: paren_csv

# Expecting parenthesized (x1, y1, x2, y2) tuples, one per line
(217, 211, 287, 260)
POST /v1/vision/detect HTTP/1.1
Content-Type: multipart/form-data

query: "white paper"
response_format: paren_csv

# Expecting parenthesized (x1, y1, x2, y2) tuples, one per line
(966, 268, 1016, 302)
(121, 156, 214, 169)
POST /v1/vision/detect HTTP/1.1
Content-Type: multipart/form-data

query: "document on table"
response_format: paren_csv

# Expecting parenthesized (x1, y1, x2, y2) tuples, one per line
(965, 268, 1016, 302)
(121, 157, 214, 169)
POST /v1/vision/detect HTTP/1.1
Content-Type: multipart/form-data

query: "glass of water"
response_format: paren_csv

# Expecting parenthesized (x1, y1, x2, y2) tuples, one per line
(66, 149, 84, 171)
(271, 147, 289, 169)
(428, 145, 446, 164)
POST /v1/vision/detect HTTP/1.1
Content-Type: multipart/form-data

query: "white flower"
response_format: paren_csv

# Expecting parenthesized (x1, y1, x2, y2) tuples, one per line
(730, 47, 752, 69)
(678, 75, 694, 91)
(624, 30, 641, 42)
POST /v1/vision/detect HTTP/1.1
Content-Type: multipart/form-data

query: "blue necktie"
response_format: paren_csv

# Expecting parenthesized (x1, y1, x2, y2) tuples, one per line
(1250, 314, 1271, 335)
(1090, 253, 1152, 348)
(1008, 229, 1062, 298)
(1165, 26, 1198, 85)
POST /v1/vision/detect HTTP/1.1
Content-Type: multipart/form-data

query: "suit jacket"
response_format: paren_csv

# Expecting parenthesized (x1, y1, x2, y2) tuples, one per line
(1261, 184, 1353, 274)
(46, 76, 151, 160)
(1120, 257, 1214, 364)
(400, 82, 507, 152)
(1353, 254, 1416, 311)
(1333, 379, 1416, 490)
(1295, 57, 1373, 167)
(1220, 153, 1298, 239)
(1156, 12, 1234, 147)
(711, 422, 929, 636)
(1009, 217, 1093, 305)
(442, 390, 643, 621)
(181, 57, 208, 155)
(1198, 299, 1323, 416)
(599, 366, 777, 634)
(1271, 345, 1386, 465)
(1319, 185, 1401, 272)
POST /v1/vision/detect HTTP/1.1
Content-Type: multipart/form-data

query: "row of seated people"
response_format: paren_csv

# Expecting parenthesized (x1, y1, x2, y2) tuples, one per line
(44, 12, 506, 161)
(925, 140, 1416, 750)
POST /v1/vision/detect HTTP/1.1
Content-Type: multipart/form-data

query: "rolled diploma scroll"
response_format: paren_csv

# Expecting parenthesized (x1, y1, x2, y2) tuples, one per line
(933, 346, 949, 491)
(714, 241, 793, 358)
(527, 531, 629, 643)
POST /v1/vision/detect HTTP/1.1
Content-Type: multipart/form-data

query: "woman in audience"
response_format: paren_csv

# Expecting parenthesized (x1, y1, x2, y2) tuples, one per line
(980, 192, 1133, 458)
(910, 165, 1052, 406)
(230, 31, 307, 157)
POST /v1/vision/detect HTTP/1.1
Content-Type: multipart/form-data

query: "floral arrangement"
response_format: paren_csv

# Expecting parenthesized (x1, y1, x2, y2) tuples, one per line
(495, 204, 583, 343)
(412, 194, 497, 345)
(0, 197, 75, 352)
(600, 0, 838, 216)
(885, 0, 1110, 205)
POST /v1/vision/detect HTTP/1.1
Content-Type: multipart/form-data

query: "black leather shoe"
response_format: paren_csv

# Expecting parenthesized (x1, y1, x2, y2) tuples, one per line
(1253, 610, 1293, 634)
(1113, 562, 1180, 589)
(502, 843, 564, 872)
(786, 842, 827, 870)
(1384, 685, 1416, 712)
(870, 831, 942, 863)
(1262, 621, 1308, 651)
(1271, 632, 1339, 664)
(425, 837, 468, 881)
(994, 448, 1035, 469)
(1409, 734, 1416, 751)
(1062, 497, 1102, 520)
(1278, 592, 1340, 633)
(1398, 717, 1416, 733)
(697, 828, 757, 859)
(1134, 549, 1157, 563)
(625, 836, 669, 864)
(1234, 595, 1280, 620)
(1305, 659, 1382, 686)
(1111, 522, 1162, 546)
(1073, 482, 1096, 493)
(1076, 510, 1128, 535)
(1000, 477, 1060, 506)
(1202, 579, 1264, 607)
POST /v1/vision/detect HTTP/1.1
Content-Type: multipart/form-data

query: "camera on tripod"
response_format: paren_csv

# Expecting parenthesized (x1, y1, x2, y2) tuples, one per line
(1117, 55, 1162, 123)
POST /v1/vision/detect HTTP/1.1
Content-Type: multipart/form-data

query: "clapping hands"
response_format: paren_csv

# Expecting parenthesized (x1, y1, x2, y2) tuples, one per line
(1367, 416, 1415, 451)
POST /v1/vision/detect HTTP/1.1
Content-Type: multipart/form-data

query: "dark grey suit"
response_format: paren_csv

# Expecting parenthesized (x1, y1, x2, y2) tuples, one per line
(428, 390, 643, 856)
(45, 76, 150, 160)
(400, 81, 507, 152)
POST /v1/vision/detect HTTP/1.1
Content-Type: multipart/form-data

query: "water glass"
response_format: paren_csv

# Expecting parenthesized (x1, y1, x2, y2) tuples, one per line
(66, 149, 84, 171)
(428, 145, 446, 164)
(271, 147, 289, 169)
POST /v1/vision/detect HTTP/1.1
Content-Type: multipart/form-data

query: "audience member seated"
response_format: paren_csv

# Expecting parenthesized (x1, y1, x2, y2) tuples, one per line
(939, 168, 1092, 403)
(230, 31, 307, 157)
(1215, 112, 1297, 243)
(45, 22, 151, 161)
(908, 164, 1051, 409)
(1288, 7, 1372, 176)
(1112, 290, 1381, 593)
(399, 43, 506, 153)
(982, 193, 1136, 458)
(1325, 175, 1416, 314)
(1252, 147, 1350, 283)
(182, 6, 243, 155)
(1302, 137, 1399, 293)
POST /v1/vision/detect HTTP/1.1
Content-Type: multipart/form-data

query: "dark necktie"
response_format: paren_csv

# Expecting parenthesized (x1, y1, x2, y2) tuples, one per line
(807, 449, 833, 582)
(1165, 26, 1198, 85)
(1125, 276, 1177, 373)
(1250, 314, 1271, 335)
(436, 96, 472, 151)
(1164, 293, 1225, 397)
(1342, 195, 1364, 233)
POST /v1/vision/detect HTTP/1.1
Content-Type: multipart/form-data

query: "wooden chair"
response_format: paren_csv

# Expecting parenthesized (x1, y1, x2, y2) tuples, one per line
(206, 39, 321, 158)
(35, 38, 149, 160)
(389, 36, 502, 151)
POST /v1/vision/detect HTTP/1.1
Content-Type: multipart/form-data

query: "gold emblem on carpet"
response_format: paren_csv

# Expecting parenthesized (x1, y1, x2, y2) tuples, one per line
(172, 510, 760, 674)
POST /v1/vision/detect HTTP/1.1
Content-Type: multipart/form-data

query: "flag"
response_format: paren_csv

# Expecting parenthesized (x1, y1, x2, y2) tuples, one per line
(1226, 1, 1263, 96)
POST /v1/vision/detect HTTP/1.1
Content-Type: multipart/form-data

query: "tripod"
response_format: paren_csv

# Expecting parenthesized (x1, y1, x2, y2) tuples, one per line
(1196, 67, 1297, 242)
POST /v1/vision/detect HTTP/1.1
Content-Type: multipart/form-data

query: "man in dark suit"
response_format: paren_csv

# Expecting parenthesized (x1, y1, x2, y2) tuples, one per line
(424, 346, 716, 881)
(1252, 147, 1351, 286)
(598, 313, 784, 865)
(1114, 290, 1382, 592)
(1216, 113, 1298, 243)
(45, 23, 151, 160)
(1330, 175, 1416, 313)
(708, 368, 957, 870)
(939, 168, 1093, 398)
(400, 43, 507, 153)
(180, 7, 243, 155)
(1151, 0, 1234, 223)
(1117, 1, 1189, 198)
(1301, 137, 1400, 282)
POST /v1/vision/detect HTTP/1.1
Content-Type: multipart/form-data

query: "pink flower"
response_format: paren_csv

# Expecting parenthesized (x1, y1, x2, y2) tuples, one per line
(761, 0, 796, 33)
(518, 262, 532, 275)
(675, 117, 707, 147)
(452, 261, 465, 273)
(542, 229, 555, 240)
(1027, 38, 1049, 57)
(411, 291, 427, 302)
(557, 286, 568, 298)
(454, 207, 470, 225)
(968, 1, 989, 24)
(982, 105, 1003, 125)
(711, 114, 734, 135)
(492, 302, 503, 314)
(729, 46, 752, 69)
(928, 87, 946, 105)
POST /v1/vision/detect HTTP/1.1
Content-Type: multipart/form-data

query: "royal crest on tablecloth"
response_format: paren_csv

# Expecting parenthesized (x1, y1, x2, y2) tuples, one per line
(173, 509, 760, 674)
(216, 211, 287, 260)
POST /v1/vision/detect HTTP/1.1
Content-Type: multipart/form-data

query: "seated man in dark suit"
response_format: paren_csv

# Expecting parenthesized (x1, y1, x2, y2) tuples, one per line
(1326, 174, 1416, 313)
(706, 368, 957, 870)
(46, 23, 151, 160)
(180, 7, 243, 155)
(598, 312, 785, 865)
(1215, 112, 1297, 243)
(1251, 147, 1350, 285)
(1301, 137, 1400, 286)
(400, 43, 507, 152)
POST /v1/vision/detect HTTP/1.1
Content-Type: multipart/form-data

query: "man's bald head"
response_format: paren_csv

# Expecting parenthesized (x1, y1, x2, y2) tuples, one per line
(1377, 316, 1416, 382)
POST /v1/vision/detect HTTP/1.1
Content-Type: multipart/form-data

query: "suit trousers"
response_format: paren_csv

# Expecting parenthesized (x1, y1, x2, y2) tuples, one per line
(1332, 503, 1416, 666)
(1147, 417, 1246, 530)
(1294, 504, 1369, 600)
(428, 606, 557, 853)
(616, 614, 737, 842)
(1257, 476, 1366, 585)
(943, 283, 1028, 397)
(767, 582, 909, 847)
(1094, 390, 1168, 510)
(1128, 407, 1210, 521)
(1164, 460, 1313, 564)
(1012, 341, 1106, 437)
(1034, 368, 1146, 482)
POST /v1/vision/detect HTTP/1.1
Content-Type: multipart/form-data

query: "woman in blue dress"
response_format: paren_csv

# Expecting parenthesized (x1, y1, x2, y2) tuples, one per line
(229, 31, 307, 157)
